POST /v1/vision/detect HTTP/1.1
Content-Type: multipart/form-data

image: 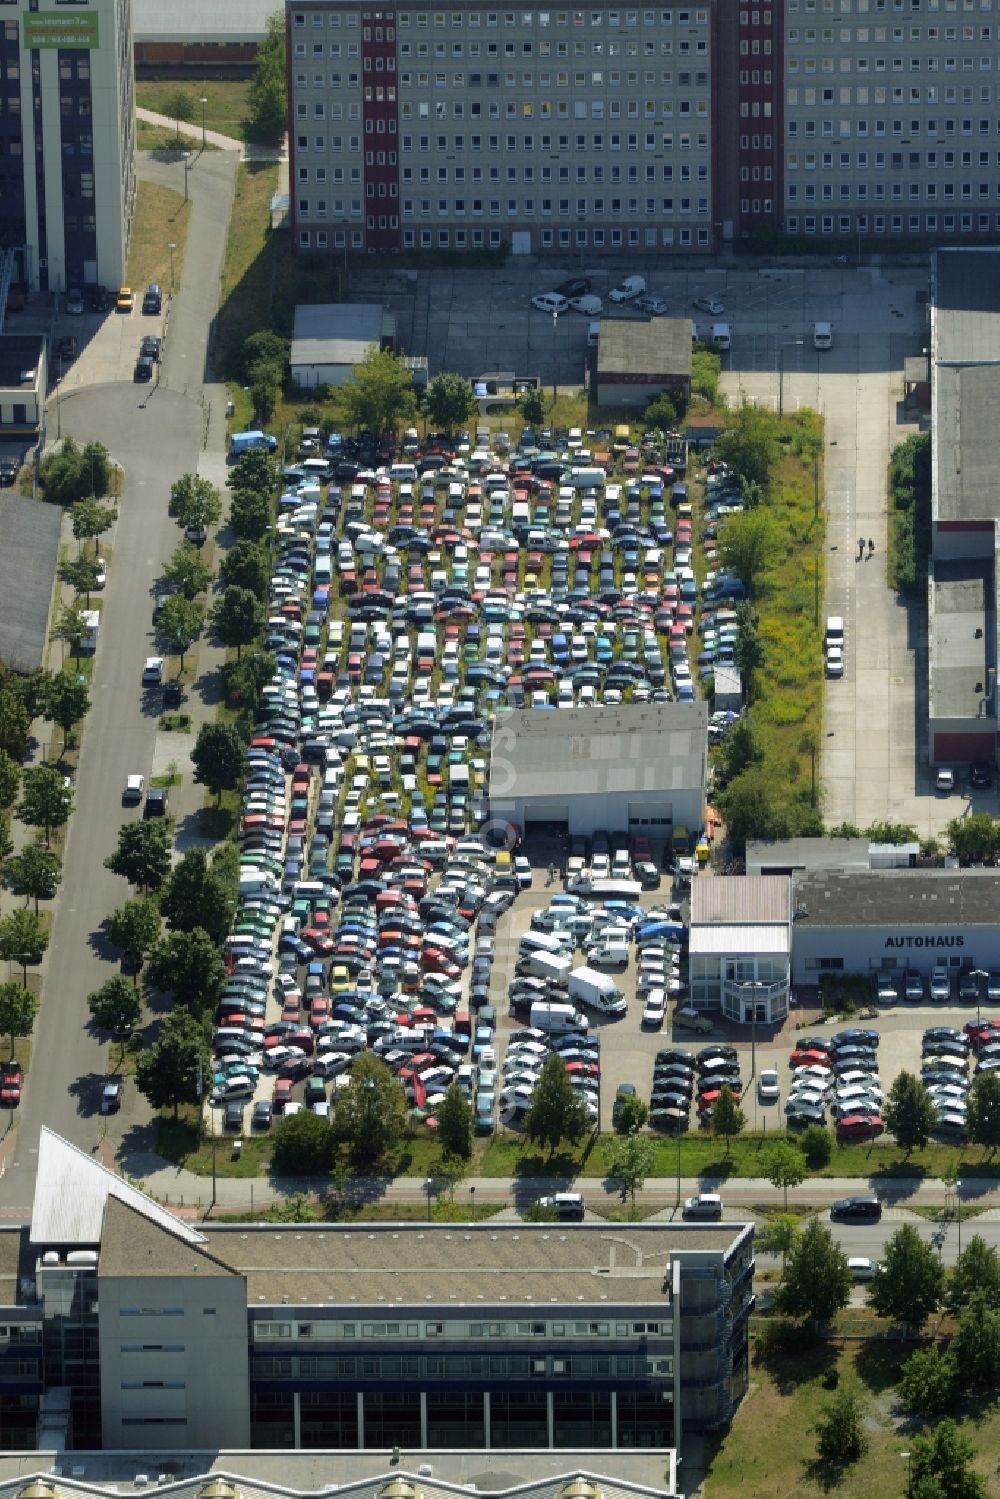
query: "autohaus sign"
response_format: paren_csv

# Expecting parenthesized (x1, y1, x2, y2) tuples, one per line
(884, 934, 966, 949)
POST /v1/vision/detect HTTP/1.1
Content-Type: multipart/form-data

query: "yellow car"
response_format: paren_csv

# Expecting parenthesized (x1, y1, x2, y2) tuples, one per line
(116, 286, 134, 313)
(330, 964, 351, 994)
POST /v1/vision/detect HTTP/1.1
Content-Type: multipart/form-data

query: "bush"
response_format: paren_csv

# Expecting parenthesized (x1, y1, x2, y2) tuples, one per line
(271, 1111, 334, 1174)
(890, 431, 931, 595)
(798, 1123, 833, 1168)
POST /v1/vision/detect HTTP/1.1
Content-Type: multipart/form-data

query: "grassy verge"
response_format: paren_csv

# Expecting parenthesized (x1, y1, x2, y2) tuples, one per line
(214, 1199, 506, 1224)
(704, 1337, 999, 1499)
(213, 162, 281, 382)
(135, 78, 253, 143)
(888, 430, 931, 595)
(126, 180, 192, 294)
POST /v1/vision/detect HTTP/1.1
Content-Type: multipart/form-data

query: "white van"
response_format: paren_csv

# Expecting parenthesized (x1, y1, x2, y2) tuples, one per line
(812, 320, 833, 350)
(587, 319, 601, 349)
(519, 930, 573, 957)
(529, 1000, 589, 1035)
(711, 323, 732, 352)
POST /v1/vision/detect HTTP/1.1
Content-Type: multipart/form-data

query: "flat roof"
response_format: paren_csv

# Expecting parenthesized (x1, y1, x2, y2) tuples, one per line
(932, 249, 1000, 524)
(0, 334, 43, 391)
(290, 304, 394, 370)
(596, 320, 692, 378)
(133, 0, 275, 41)
(934, 247, 1000, 364)
(201, 1220, 746, 1307)
(0, 495, 63, 672)
(489, 702, 707, 802)
(745, 837, 871, 876)
(793, 868, 1000, 928)
(928, 558, 994, 722)
(689, 923, 790, 956)
(691, 874, 790, 924)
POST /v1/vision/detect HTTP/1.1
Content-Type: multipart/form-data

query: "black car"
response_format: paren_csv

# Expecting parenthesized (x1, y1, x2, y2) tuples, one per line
(142, 283, 162, 314)
(57, 335, 78, 362)
(134, 354, 154, 382)
(0, 458, 18, 487)
(252, 1100, 273, 1130)
(831, 1194, 882, 1222)
(141, 334, 162, 361)
(162, 680, 183, 708)
(224, 1102, 244, 1132)
(970, 761, 994, 789)
(554, 277, 592, 298)
(144, 788, 169, 818)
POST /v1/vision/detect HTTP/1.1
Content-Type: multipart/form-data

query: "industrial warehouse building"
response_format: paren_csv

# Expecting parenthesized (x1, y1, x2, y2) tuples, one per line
(594, 322, 692, 411)
(290, 304, 397, 388)
(4, 1130, 754, 1455)
(488, 703, 707, 840)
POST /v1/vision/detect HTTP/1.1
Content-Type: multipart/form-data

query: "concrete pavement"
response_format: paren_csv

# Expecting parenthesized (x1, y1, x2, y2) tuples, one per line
(135, 108, 287, 166)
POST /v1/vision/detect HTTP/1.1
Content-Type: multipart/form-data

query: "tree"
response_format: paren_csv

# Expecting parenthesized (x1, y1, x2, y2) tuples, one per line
(868, 1223, 944, 1329)
(248, 11, 287, 142)
(524, 1052, 590, 1156)
(911, 1419, 987, 1499)
(223, 648, 275, 714)
(160, 847, 232, 942)
(798, 1123, 833, 1168)
(0, 909, 47, 986)
(41, 440, 111, 506)
(157, 593, 205, 672)
(813, 1382, 868, 1469)
(134, 1008, 209, 1119)
(146, 928, 227, 1015)
(947, 813, 1000, 865)
(17, 765, 72, 847)
(733, 599, 765, 684)
(338, 347, 416, 437)
(967, 1070, 1000, 1152)
(272, 1110, 335, 1174)
(106, 898, 161, 981)
(162, 88, 195, 142)
(613, 1093, 649, 1137)
(164, 541, 213, 601)
(775, 1217, 852, 1325)
(518, 386, 547, 427)
(644, 392, 679, 431)
(169, 473, 222, 537)
(211, 585, 265, 658)
(949, 1234, 1000, 1312)
(952, 1289, 1000, 1390)
(229, 449, 276, 494)
(251, 378, 279, 427)
(5, 845, 60, 912)
(606, 1131, 656, 1204)
(191, 721, 245, 803)
(52, 601, 90, 663)
(70, 496, 116, 554)
(0, 751, 20, 813)
(87, 974, 142, 1037)
(229, 487, 272, 542)
(437, 1081, 473, 1160)
(220, 540, 270, 600)
(717, 509, 780, 599)
(763, 1140, 807, 1210)
(711, 1084, 746, 1155)
(716, 402, 778, 494)
(756, 1211, 800, 1274)
(104, 818, 173, 895)
(425, 371, 476, 430)
(0, 980, 35, 1056)
(58, 554, 102, 606)
(0, 689, 29, 763)
(242, 330, 289, 387)
(885, 1070, 937, 1154)
(899, 1344, 960, 1419)
(332, 1051, 408, 1163)
(40, 669, 90, 750)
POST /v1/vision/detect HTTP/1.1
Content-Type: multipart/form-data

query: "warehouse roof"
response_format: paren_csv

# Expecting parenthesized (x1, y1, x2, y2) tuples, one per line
(596, 319, 692, 378)
(132, 0, 275, 42)
(490, 702, 707, 801)
(745, 837, 871, 876)
(0, 490, 60, 672)
(691, 875, 790, 924)
(792, 869, 1000, 927)
(290, 304, 395, 371)
(928, 559, 992, 721)
(932, 248, 1000, 524)
(202, 1219, 748, 1306)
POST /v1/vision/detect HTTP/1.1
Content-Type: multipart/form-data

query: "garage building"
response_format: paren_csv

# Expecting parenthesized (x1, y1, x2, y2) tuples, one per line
(290, 304, 396, 388)
(790, 868, 1000, 984)
(489, 701, 707, 839)
(595, 319, 692, 409)
(688, 876, 792, 1026)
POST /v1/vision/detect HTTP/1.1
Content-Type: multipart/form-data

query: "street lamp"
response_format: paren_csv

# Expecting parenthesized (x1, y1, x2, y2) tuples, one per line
(183, 151, 191, 203)
(470, 1184, 476, 1221)
(971, 968, 988, 1029)
(167, 241, 176, 296)
(200, 95, 208, 151)
(778, 339, 804, 418)
(424, 1175, 433, 1219)
(957, 1178, 963, 1260)
(900, 1451, 912, 1497)
(551, 307, 559, 404)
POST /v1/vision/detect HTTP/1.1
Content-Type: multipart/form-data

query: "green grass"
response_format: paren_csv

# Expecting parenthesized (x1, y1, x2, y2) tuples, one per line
(135, 78, 254, 144)
(158, 713, 191, 732)
(126, 179, 193, 295)
(704, 1338, 1000, 1499)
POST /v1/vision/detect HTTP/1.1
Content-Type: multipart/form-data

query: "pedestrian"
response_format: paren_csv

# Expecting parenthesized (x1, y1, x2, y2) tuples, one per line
(858, 536, 865, 559)
(868, 537, 874, 556)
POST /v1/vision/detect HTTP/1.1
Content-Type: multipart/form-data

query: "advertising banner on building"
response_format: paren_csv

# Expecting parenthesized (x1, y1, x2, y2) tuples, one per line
(23, 12, 99, 49)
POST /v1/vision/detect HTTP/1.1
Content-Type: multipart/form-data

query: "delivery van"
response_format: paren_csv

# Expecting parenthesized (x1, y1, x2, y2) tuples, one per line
(812, 320, 833, 350)
(711, 323, 731, 352)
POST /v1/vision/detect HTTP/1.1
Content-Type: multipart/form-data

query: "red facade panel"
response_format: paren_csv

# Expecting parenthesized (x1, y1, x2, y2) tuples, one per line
(734, 0, 782, 234)
(362, 10, 401, 251)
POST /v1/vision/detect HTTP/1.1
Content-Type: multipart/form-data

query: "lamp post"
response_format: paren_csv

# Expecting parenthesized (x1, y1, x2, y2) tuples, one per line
(778, 339, 804, 418)
(167, 241, 176, 296)
(424, 1175, 433, 1220)
(957, 1178, 963, 1260)
(200, 95, 208, 151)
(971, 968, 988, 1029)
(551, 307, 559, 404)
(470, 1184, 476, 1221)
(183, 151, 190, 203)
(900, 1451, 912, 1497)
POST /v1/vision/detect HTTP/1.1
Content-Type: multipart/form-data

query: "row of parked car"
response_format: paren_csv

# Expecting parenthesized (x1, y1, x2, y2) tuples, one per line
(784, 1028, 885, 1139)
(645, 1044, 744, 1134)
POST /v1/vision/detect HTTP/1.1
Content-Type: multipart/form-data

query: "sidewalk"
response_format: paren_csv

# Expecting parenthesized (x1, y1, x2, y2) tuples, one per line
(136, 108, 286, 165)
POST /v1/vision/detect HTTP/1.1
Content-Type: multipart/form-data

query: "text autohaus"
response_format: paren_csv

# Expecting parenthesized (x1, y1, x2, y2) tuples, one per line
(883, 935, 965, 949)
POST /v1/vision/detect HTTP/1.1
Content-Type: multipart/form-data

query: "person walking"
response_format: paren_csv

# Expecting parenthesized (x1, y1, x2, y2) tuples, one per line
(868, 537, 875, 557)
(858, 536, 865, 560)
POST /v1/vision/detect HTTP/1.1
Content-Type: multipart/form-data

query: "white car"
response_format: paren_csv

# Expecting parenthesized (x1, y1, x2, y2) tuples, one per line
(568, 294, 602, 315)
(757, 1069, 780, 1103)
(825, 644, 844, 678)
(532, 292, 568, 314)
(935, 767, 956, 793)
(609, 275, 646, 303)
(694, 295, 725, 315)
(142, 656, 164, 684)
(642, 990, 666, 1028)
(635, 295, 669, 315)
(123, 774, 145, 804)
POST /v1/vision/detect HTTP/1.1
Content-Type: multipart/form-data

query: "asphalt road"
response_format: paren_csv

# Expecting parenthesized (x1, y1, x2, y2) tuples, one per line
(0, 151, 237, 1217)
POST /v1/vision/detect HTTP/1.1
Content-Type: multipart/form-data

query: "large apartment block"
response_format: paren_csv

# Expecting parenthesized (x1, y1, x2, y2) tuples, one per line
(288, 0, 1000, 257)
(0, 0, 135, 294)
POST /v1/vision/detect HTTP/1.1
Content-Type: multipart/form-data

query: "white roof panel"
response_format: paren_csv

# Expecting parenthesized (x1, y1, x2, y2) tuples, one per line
(688, 923, 790, 955)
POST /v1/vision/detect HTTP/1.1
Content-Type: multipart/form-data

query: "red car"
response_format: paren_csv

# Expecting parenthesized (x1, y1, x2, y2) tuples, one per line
(789, 1048, 830, 1069)
(837, 1113, 884, 1140)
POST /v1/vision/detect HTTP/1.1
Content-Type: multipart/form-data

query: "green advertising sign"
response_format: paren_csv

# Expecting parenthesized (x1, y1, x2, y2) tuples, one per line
(23, 11, 99, 49)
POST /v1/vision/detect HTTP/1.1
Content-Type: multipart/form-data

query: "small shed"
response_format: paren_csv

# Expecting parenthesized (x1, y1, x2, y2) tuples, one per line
(595, 318, 692, 409)
(290, 304, 397, 389)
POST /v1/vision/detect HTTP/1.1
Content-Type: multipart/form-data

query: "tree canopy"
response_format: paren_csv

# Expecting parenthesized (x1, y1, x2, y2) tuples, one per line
(104, 818, 173, 895)
(146, 928, 227, 1016)
(191, 721, 246, 802)
(134, 1009, 210, 1119)
(775, 1217, 852, 1325)
(17, 766, 71, 847)
(332, 1051, 408, 1163)
(524, 1052, 590, 1156)
(0, 980, 35, 1056)
(885, 1070, 937, 1153)
(424, 371, 476, 430)
(87, 975, 142, 1037)
(338, 348, 416, 436)
(868, 1223, 944, 1329)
